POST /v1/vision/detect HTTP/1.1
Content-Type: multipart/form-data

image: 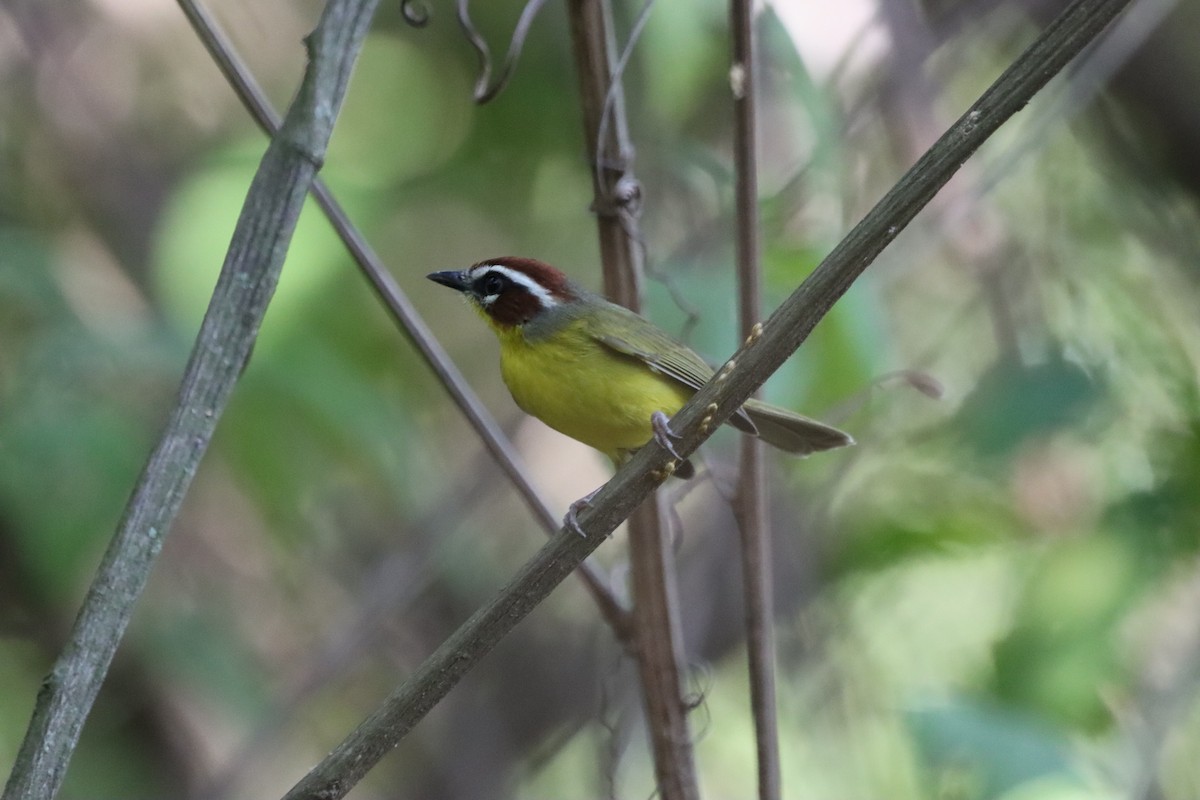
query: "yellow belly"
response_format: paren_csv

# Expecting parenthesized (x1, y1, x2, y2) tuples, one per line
(496, 324, 693, 464)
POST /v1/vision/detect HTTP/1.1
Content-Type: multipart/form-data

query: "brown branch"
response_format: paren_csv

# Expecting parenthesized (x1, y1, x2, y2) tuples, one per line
(567, 0, 643, 303)
(0, 3, 380, 799)
(174, 0, 630, 637)
(567, 0, 699, 797)
(626, 497, 697, 800)
(275, 1, 1133, 797)
(728, 2, 779, 799)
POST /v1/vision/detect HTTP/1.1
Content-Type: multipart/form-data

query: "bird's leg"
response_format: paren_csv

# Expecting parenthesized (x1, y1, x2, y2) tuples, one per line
(568, 412, 681, 536)
(564, 487, 601, 537)
(650, 410, 683, 461)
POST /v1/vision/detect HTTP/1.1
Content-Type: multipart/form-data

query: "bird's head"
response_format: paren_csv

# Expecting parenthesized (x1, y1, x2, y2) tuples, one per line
(427, 257, 580, 330)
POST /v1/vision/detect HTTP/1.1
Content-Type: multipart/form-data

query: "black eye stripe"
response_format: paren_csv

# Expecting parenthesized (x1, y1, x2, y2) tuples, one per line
(476, 272, 508, 296)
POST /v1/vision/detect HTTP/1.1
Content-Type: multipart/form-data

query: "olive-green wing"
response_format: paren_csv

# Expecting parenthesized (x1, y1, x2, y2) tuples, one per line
(585, 302, 758, 435)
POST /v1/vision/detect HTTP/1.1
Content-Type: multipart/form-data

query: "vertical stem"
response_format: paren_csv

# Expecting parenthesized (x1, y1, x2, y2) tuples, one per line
(566, 0, 644, 306)
(729, 1, 780, 798)
(626, 495, 698, 800)
(565, 1, 699, 797)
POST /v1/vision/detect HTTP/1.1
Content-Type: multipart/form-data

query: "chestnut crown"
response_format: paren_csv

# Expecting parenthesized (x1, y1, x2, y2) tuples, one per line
(427, 257, 580, 327)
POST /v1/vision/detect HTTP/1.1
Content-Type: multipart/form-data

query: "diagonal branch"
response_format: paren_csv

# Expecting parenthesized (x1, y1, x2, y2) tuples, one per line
(1, 3, 380, 799)
(275, 1, 1133, 797)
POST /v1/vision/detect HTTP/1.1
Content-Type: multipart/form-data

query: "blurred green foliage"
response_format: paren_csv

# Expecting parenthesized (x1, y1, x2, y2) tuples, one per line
(2, 0, 1200, 798)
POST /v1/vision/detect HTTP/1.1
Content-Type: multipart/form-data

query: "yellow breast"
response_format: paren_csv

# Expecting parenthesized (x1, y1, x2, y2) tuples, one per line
(493, 319, 693, 464)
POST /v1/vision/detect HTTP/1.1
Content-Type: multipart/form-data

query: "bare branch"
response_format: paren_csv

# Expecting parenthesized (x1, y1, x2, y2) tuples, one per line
(625, 497, 699, 800)
(728, 1, 779, 798)
(567, 0, 644, 303)
(1, 3, 379, 799)
(274, 2, 1133, 797)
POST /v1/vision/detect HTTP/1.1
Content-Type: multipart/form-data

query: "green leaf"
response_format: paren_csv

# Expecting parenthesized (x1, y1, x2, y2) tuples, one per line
(955, 355, 1102, 459)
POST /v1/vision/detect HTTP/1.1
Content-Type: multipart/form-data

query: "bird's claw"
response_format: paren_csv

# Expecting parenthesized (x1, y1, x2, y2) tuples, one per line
(564, 488, 600, 537)
(650, 411, 683, 462)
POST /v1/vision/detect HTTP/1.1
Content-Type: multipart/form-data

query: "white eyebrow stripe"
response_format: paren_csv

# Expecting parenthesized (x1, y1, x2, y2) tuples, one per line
(470, 265, 560, 309)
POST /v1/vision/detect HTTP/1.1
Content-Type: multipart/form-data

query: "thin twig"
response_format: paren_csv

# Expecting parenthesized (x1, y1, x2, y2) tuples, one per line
(1, 3, 380, 799)
(728, 1, 780, 798)
(274, 2, 1133, 796)
(174, 0, 630, 637)
(456, 0, 550, 104)
(595, 0, 654, 189)
(567, 0, 699, 797)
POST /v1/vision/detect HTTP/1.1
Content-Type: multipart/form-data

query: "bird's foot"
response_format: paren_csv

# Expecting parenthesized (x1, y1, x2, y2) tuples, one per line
(650, 411, 683, 461)
(564, 487, 601, 537)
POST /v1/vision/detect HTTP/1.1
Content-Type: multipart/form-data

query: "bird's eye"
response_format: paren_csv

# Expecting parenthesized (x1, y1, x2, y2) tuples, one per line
(480, 273, 506, 296)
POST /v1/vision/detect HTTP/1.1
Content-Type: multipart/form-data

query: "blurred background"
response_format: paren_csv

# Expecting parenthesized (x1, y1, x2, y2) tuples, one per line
(2, 0, 1200, 797)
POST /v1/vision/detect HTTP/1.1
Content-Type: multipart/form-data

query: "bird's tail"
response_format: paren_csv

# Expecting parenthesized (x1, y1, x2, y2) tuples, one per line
(741, 399, 853, 455)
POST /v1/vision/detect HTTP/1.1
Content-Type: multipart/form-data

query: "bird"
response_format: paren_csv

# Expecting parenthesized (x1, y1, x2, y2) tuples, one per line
(427, 257, 853, 532)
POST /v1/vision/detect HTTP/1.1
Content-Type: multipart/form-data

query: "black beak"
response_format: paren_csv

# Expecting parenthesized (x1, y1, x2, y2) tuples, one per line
(427, 270, 470, 292)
